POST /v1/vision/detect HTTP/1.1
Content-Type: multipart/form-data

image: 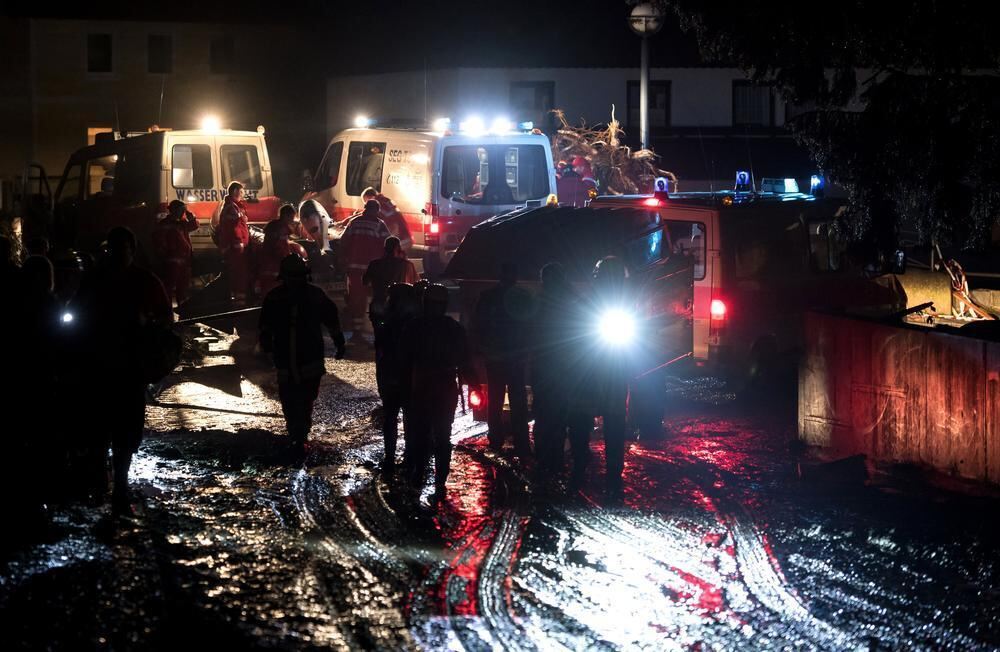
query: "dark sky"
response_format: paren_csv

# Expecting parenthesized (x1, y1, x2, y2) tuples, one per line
(5, 0, 705, 72)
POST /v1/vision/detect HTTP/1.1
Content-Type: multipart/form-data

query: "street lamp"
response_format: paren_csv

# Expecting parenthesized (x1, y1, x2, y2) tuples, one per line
(628, 2, 664, 150)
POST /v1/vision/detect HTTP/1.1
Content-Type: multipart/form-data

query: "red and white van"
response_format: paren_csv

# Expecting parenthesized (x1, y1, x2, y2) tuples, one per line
(51, 127, 281, 261)
(301, 122, 557, 275)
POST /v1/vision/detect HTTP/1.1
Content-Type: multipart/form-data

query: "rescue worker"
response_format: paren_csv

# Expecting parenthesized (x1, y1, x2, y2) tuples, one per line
(256, 215, 308, 299)
(152, 199, 198, 306)
(572, 156, 598, 194)
(217, 181, 251, 302)
(339, 199, 390, 339)
(472, 262, 532, 458)
(277, 202, 304, 240)
(259, 254, 346, 454)
(399, 283, 476, 496)
(556, 159, 591, 208)
(363, 235, 418, 333)
(530, 263, 592, 483)
(585, 256, 633, 497)
(73, 227, 173, 511)
(362, 187, 412, 251)
(376, 282, 419, 472)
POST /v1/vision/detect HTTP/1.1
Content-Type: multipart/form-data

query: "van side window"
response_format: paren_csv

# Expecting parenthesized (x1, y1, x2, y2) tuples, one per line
(116, 147, 159, 206)
(664, 221, 706, 280)
(86, 155, 117, 199)
(57, 164, 83, 204)
(345, 141, 385, 196)
(315, 142, 344, 191)
(808, 221, 844, 272)
(172, 144, 213, 189)
(221, 145, 262, 190)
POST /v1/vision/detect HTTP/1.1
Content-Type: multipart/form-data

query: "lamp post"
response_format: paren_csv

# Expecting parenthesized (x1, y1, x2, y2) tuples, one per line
(628, 3, 664, 150)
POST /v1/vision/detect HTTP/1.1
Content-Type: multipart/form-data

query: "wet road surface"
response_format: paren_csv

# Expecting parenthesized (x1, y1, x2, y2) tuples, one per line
(3, 323, 1000, 650)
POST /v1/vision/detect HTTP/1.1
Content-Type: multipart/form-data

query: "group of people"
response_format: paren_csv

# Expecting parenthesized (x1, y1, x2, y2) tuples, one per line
(0, 226, 173, 522)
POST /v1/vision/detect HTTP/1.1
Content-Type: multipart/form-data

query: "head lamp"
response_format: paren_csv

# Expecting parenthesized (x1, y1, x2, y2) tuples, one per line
(597, 308, 636, 347)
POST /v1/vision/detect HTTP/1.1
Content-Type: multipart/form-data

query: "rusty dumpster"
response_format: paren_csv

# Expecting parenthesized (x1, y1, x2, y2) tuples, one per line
(799, 311, 1000, 483)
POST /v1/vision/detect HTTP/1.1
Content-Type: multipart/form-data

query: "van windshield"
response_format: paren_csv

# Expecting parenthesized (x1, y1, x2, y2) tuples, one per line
(441, 144, 549, 205)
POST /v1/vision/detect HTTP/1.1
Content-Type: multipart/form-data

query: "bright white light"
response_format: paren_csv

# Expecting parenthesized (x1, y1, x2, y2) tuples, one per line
(490, 116, 514, 134)
(432, 117, 451, 132)
(783, 178, 800, 193)
(410, 152, 429, 165)
(61, 312, 74, 324)
(459, 115, 485, 137)
(200, 115, 221, 132)
(354, 115, 372, 128)
(597, 309, 636, 346)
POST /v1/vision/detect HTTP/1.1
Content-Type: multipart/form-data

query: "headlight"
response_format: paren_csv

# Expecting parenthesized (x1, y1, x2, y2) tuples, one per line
(61, 312, 74, 325)
(597, 309, 636, 346)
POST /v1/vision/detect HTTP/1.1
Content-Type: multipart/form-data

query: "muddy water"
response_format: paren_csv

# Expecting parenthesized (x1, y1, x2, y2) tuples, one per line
(2, 326, 999, 650)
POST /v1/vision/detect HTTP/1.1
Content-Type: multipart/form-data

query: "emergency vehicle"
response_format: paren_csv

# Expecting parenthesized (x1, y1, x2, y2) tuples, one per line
(301, 118, 558, 275)
(50, 126, 280, 261)
(588, 176, 895, 383)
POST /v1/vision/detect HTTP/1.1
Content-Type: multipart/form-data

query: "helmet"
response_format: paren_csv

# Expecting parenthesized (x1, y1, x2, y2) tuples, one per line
(423, 283, 449, 305)
(364, 199, 381, 213)
(572, 156, 593, 177)
(279, 253, 310, 280)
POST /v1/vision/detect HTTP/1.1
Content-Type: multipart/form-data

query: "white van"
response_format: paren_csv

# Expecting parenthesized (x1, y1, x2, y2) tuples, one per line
(51, 127, 280, 259)
(301, 124, 557, 274)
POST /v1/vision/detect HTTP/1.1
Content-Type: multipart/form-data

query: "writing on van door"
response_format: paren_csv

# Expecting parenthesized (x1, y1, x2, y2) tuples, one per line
(176, 188, 260, 202)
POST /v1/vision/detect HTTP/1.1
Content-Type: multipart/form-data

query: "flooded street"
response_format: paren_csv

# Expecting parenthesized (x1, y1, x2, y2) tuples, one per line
(3, 324, 1000, 651)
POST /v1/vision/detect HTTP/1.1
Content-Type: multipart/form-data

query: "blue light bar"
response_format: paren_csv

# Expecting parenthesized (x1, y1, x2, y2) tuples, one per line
(518, 120, 534, 131)
(734, 170, 752, 192)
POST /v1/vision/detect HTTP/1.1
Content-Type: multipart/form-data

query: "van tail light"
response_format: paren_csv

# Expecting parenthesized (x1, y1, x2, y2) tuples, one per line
(429, 221, 440, 235)
(710, 299, 727, 321)
(468, 386, 484, 408)
(426, 218, 441, 247)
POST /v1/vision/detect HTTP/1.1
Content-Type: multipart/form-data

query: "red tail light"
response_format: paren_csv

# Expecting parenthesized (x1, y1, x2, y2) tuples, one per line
(469, 387, 484, 408)
(429, 221, 440, 235)
(642, 197, 662, 207)
(710, 299, 727, 321)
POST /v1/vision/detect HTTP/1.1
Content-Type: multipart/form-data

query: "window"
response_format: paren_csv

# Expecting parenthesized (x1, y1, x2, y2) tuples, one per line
(627, 81, 671, 130)
(87, 34, 113, 73)
(733, 81, 774, 127)
(148, 34, 172, 74)
(86, 156, 117, 199)
(221, 145, 262, 190)
(172, 144, 213, 189)
(509, 81, 555, 131)
(441, 145, 550, 205)
(315, 141, 344, 191)
(57, 165, 83, 204)
(623, 212, 664, 271)
(665, 220, 706, 280)
(345, 141, 385, 196)
(209, 35, 235, 74)
(116, 147, 160, 205)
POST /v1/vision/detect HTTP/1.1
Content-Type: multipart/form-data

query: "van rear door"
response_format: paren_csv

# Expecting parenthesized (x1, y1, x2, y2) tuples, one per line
(218, 135, 277, 225)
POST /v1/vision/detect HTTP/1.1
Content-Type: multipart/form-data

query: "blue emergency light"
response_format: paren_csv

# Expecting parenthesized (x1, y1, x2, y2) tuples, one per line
(735, 170, 753, 193)
(810, 174, 825, 196)
(518, 121, 534, 131)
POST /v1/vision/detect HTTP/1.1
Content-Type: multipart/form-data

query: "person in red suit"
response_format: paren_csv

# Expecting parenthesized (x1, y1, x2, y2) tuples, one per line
(152, 199, 198, 306)
(339, 199, 390, 339)
(217, 181, 251, 302)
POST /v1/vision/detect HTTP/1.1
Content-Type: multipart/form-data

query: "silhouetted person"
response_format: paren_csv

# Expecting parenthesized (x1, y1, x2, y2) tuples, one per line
(375, 282, 418, 472)
(472, 262, 533, 458)
(74, 227, 172, 511)
(25, 236, 50, 258)
(152, 199, 198, 306)
(259, 254, 346, 455)
(217, 181, 251, 302)
(363, 236, 418, 333)
(399, 283, 476, 497)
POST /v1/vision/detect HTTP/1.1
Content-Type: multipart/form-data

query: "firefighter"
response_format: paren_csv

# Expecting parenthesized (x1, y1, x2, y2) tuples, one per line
(586, 256, 632, 497)
(376, 282, 419, 472)
(363, 235, 418, 334)
(259, 254, 346, 455)
(256, 217, 308, 299)
(472, 262, 532, 458)
(339, 199, 390, 339)
(152, 199, 198, 306)
(217, 181, 251, 302)
(73, 227, 173, 511)
(362, 187, 412, 251)
(399, 283, 476, 496)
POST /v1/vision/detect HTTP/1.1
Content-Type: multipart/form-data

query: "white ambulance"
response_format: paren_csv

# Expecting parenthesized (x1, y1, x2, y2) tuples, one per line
(51, 125, 281, 260)
(301, 118, 558, 275)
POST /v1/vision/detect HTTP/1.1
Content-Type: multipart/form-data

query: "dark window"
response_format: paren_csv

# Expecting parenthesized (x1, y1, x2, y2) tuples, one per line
(509, 81, 555, 131)
(627, 80, 671, 130)
(664, 220, 706, 280)
(315, 141, 344, 191)
(116, 146, 161, 205)
(345, 141, 385, 196)
(441, 145, 550, 205)
(87, 34, 113, 73)
(221, 145, 262, 190)
(148, 34, 172, 74)
(172, 144, 213, 189)
(733, 81, 774, 127)
(209, 35, 235, 74)
(732, 218, 807, 279)
(57, 164, 83, 204)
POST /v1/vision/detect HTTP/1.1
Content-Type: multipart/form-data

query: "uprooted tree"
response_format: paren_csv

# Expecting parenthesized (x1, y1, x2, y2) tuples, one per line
(550, 108, 677, 195)
(652, 0, 1000, 253)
